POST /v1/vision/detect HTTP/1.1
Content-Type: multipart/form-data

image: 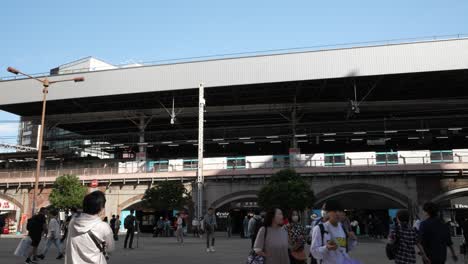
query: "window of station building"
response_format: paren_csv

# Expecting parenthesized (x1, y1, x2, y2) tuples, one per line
(227, 157, 246, 169)
(376, 152, 398, 165)
(430, 150, 453, 163)
(273, 155, 290, 168)
(183, 159, 198, 170)
(324, 153, 345, 166)
(151, 160, 169, 172)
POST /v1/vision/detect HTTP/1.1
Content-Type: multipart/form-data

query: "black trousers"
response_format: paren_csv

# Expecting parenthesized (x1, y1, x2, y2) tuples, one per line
(124, 229, 134, 248)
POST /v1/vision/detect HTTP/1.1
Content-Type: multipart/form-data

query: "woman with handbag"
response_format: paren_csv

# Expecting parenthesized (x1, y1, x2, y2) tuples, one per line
(253, 208, 290, 264)
(287, 210, 307, 264)
(388, 210, 429, 264)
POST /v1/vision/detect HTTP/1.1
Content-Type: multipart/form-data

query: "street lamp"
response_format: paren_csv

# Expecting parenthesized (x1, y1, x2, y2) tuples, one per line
(7, 67, 84, 215)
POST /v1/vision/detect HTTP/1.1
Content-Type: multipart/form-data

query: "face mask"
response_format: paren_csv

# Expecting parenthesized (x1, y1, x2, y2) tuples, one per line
(292, 216, 299, 222)
(321, 210, 327, 218)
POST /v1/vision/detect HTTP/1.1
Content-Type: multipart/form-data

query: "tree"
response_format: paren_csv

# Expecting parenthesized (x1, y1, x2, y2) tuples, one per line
(49, 174, 87, 209)
(258, 169, 315, 212)
(142, 181, 190, 211)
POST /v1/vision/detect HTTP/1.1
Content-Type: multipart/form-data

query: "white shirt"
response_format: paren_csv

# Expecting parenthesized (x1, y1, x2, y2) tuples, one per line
(47, 218, 61, 239)
(65, 213, 114, 264)
(310, 222, 357, 264)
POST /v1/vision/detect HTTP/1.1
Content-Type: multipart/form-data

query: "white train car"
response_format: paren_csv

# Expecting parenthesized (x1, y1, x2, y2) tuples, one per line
(398, 150, 430, 164)
(453, 149, 468, 163)
(245, 155, 274, 169)
(345, 152, 376, 166)
(298, 154, 324, 167)
(204, 157, 227, 170)
(169, 159, 184, 171)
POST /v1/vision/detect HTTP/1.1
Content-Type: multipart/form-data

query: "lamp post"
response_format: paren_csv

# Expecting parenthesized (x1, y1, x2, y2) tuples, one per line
(6, 67, 84, 215)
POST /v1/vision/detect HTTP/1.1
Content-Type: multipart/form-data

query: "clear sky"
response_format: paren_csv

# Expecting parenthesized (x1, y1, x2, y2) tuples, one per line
(1, 0, 467, 146)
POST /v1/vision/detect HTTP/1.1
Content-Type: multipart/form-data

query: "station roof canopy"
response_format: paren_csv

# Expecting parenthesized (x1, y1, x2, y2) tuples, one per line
(2, 37, 468, 155)
(1, 37, 468, 110)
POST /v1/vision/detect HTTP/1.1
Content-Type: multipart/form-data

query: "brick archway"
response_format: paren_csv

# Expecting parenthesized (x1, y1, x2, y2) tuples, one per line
(211, 190, 259, 209)
(117, 194, 144, 213)
(315, 183, 411, 208)
(0, 193, 24, 212)
(432, 187, 468, 204)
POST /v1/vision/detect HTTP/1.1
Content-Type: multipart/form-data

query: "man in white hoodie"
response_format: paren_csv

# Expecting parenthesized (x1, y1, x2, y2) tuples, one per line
(65, 191, 114, 264)
(310, 200, 357, 264)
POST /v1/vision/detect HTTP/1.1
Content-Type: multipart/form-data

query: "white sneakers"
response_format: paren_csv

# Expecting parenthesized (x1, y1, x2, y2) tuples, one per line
(206, 247, 215, 252)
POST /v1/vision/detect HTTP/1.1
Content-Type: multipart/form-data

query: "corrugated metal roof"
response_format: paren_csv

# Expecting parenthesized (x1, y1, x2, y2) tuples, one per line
(1, 38, 468, 106)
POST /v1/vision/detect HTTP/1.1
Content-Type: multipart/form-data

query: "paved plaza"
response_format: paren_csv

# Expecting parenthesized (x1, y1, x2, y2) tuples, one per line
(0, 233, 464, 264)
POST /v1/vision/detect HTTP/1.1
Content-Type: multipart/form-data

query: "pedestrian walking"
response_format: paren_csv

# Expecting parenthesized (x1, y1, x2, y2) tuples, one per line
(287, 210, 307, 264)
(192, 217, 200, 237)
(387, 209, 429, 264)
(164, 218, 171, 237)
(350, 219, 359, 234)
(124, 209, 137, 249)
(249, 211, 263, 248)
(114, 215, 121, 241)
(310, 200, 358, 264)
(204, 207, 217, 252)
(109, 215, 116, 239)
(176, 213, 184, 244)
(65, 191, 114, 264)
(242, 215, 249, 238)
(226, 212, 232, 238)
(419, 202, 458, 264)
(309, 205, 329, 264)
(24, 207, 48, 264)
(253, 208, 290, 264)
(61, 207, 78, 243)
(0, 214, 5, 238)
(37, 209, 64, 260)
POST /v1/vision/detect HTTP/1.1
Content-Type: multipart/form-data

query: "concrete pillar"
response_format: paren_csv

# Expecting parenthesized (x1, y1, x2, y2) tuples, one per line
(137, 116, 147, 171)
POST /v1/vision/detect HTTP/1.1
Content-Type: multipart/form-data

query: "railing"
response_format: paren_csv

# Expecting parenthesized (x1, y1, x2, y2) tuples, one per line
(1, 156, 468, 181)
(2, 33, 467, 81)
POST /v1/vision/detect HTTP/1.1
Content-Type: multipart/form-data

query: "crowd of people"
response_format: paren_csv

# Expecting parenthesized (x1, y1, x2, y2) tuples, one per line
(11, 191, 467, 264)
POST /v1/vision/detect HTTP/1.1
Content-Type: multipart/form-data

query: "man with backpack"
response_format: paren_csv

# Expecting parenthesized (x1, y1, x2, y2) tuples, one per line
(0, 214, 5, 238)
(310, 200, 357, 264)
(204, 208, 217, 252)
(248, 210, 263, 249)
(124, 209, 137, 249)
(37, 209, 64, 260)
(109, 215, 117, 240)
(25, 207, 48, 264)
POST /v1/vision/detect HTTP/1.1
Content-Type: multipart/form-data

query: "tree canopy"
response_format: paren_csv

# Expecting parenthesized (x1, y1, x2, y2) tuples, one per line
(49, 174, 87, 209)
(142, 181, 190, 211)
(258, 169, 315, 212)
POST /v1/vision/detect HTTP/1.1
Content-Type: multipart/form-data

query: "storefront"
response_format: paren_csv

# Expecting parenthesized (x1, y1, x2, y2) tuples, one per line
(0, 198, 20, 235)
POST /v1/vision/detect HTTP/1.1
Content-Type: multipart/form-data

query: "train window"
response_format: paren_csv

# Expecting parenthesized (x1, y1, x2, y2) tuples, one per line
(273, 155, 290, 168)
(183, 159, 198, 170)
(376, 152, 398, 165)
(227, 157, 246, 169)
(430, 150, 453, 163)
(324, 153, 345, 166)
(152, 160, 168, 172)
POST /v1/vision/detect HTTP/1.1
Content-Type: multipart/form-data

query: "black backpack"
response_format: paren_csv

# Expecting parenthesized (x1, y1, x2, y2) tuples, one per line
(386, 226, 400, 260)
(252, 218, 263, 238)
(124, 215, 134, 229)
(26, 217, 36, 232)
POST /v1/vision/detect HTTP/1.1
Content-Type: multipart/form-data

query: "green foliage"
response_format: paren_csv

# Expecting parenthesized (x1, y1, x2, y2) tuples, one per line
(142, 181, 190, 211)
(258, 169, 315, 211)
(49, 175, 87, 209)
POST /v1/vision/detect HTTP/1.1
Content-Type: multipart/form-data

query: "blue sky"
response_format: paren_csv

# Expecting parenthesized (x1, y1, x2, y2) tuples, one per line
(1, 0, 467, 145)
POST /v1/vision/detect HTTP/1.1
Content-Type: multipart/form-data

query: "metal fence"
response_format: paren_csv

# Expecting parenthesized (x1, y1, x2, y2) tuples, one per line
(1, 155, 467, 180)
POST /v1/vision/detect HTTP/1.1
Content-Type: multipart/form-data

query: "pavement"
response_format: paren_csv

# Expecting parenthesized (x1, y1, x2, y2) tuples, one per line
(0, 233, 465, 264)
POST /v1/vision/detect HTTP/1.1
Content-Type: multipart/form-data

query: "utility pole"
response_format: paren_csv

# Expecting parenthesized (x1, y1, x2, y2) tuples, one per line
(197, 83, 205, 220)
